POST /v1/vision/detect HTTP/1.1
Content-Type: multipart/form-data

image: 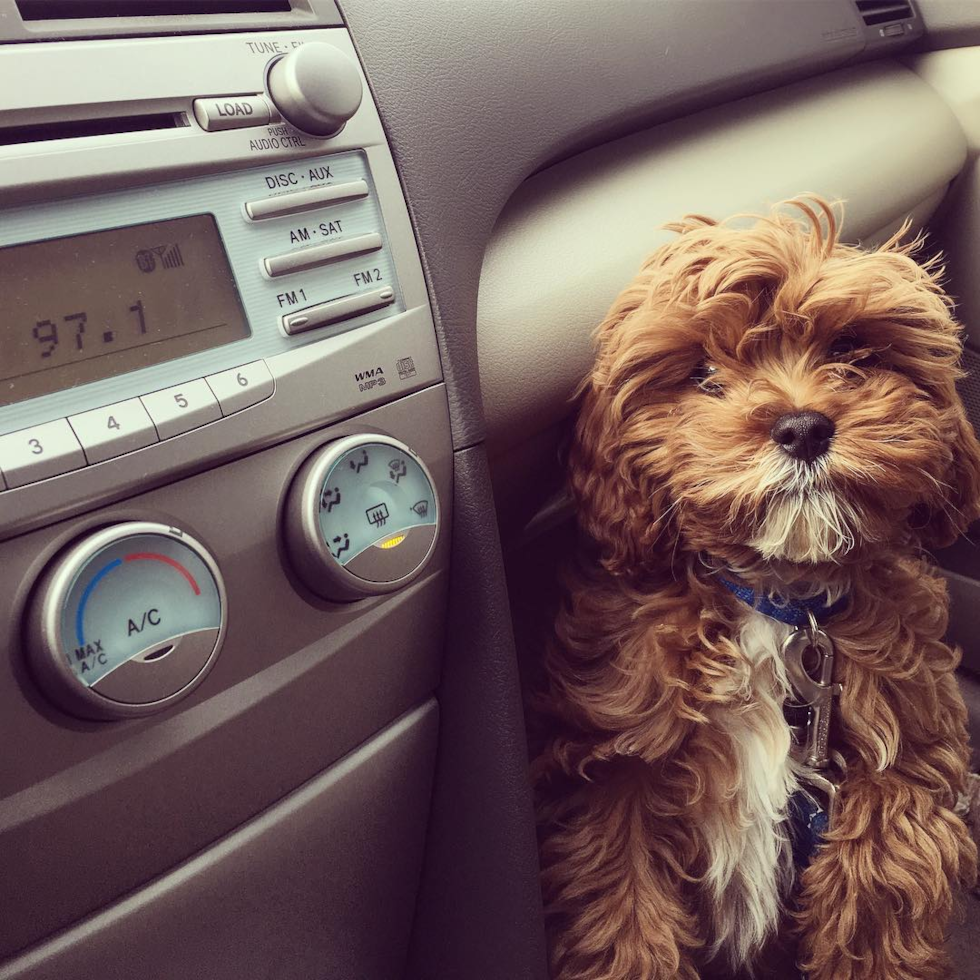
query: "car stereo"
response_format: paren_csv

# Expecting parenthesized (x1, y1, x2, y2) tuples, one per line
(0, 26, 441, 541)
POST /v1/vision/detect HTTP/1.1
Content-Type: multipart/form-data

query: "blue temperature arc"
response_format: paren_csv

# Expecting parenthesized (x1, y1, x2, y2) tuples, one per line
(75, 559, 122, 647)
(74, 553, 202, 646)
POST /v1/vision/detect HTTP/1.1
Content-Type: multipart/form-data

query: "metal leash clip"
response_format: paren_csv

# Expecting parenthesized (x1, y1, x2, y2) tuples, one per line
(782, 609, 846, 824)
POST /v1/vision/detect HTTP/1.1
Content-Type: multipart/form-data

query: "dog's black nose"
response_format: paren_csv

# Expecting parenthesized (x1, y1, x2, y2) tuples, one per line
(771, 411, 835, 463)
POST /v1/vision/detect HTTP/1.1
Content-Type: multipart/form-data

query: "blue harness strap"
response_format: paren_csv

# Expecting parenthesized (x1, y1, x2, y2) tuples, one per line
(717, 575, 849, 627)
(788, 791, 830, 869)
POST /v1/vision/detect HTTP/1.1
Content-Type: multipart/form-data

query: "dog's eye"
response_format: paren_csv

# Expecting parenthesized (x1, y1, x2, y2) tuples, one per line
(827, 334, 859, 360)
(691, 362, 723, 395)
(827, 334, 880, 367)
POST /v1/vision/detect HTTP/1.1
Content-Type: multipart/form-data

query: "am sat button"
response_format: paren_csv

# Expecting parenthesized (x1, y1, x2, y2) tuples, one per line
(205, 361, 274, 416)
(0, 419, 86, 489)
(69, 398, 159, 465)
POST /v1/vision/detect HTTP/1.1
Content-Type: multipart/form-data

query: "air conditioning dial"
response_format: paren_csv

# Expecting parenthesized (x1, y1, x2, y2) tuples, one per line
(285, 435, 439, 601)
(266, 42, 364, 138)
(26, 523, 227, 721)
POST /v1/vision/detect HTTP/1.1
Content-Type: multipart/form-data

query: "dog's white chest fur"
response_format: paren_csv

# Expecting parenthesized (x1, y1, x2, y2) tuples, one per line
(702, 609, 800, 968)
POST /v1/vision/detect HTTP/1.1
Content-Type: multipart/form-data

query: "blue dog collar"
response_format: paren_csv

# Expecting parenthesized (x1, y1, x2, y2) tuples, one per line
(716, 576, 849, 627)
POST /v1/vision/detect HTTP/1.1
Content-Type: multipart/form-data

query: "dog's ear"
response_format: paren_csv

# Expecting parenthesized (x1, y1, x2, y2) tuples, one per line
(567, 280, 681, 578)
(917, 399, 980, 549)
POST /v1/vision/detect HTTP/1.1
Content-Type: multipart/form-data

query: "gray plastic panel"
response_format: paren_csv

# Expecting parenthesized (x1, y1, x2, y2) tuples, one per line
(339, 0, 872, 449)
(406, 444, 547, 980)
(0, 701, 437, 980)
(0, 383, 451, 958)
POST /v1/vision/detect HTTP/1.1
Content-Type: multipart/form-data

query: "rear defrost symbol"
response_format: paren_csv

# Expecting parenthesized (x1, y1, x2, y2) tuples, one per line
(366, 503, 390, 528)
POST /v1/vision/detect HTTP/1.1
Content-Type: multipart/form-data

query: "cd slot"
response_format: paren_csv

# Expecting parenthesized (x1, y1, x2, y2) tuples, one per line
(0, 112, 189, 147)
(15, 0, 291, 18)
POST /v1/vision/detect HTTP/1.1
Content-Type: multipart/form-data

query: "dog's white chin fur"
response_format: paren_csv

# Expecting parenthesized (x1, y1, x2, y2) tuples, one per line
(748, 455, 858, 564)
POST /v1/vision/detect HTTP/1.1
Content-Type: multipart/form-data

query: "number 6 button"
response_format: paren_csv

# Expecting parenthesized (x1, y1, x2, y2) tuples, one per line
(68, 398, 158, 465)
(205, 360, 274, 415)
(0, 419, 86, 489)
(141, 379, 221, 440)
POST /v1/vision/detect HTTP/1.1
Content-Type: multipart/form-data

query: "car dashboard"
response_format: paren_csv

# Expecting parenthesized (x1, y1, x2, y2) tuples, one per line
(1, 1, 980, 978)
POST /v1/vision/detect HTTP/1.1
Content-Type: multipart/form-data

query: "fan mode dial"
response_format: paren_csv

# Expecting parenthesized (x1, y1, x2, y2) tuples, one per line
(285, 435, 439, 601)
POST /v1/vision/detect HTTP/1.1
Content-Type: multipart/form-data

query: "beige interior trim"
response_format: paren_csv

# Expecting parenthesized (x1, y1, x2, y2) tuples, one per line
(909, 47, 980, 346)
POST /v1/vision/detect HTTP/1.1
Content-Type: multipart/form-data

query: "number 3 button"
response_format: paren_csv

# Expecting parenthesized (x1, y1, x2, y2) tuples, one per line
(0, 419, 86, 488)
(69, 398, 159, 465)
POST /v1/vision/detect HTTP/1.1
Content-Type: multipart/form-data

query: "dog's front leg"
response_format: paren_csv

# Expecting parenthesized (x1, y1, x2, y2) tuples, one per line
(795, 766, 975, 980)
(537, 756, 703, 980)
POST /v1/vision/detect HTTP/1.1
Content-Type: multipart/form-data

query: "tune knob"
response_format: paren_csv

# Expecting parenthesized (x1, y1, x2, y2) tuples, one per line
(266, 43, 364, 138)
(285, 435, 440, 601)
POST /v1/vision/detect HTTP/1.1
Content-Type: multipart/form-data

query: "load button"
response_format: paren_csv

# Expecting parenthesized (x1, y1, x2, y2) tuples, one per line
(193, 95, 273, 132)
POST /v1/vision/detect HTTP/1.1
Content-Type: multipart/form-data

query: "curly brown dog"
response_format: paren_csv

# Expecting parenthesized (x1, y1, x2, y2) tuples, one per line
(534, 198, 980, 980)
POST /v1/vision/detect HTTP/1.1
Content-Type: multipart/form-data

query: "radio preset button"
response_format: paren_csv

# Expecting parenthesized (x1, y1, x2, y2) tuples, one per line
(141, 380, 221, 440)
(193, 95, 272, 132)
(206, 361, 274, 415)
(246, 179, 369, 221)
(0, 419, 86, 489)
(264, 232, 383, 279)
(69, 398, 159, 465)
(282, 287, 396, 336)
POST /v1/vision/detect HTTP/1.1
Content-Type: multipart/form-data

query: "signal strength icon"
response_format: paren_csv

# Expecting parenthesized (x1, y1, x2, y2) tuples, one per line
(162, 244, 184, 269)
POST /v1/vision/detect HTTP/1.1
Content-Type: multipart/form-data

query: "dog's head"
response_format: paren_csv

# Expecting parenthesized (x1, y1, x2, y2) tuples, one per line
(571, 197, 980, 576)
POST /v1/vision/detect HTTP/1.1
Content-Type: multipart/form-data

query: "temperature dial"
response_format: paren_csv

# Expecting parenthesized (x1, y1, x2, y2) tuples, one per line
(27, 523, 227, 720)
(285, 435, 439, 600)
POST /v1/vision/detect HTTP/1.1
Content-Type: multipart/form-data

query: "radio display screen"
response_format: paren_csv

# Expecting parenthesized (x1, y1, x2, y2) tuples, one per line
(0, 214, 250, 408)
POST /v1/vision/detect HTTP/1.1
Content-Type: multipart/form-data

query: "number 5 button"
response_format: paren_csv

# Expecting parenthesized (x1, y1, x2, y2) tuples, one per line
(68, 398, 159, 464)
(0, 419, 86, 489)
(205, 361, 274, 416)
(141, 379, 221, 440)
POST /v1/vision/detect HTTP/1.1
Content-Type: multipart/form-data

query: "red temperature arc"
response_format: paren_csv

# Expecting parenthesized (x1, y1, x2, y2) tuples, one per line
(124, 552, 201, 595)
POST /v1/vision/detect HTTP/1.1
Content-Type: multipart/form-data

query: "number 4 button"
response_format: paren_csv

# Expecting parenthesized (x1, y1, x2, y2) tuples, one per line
(68, 398, 159, 465)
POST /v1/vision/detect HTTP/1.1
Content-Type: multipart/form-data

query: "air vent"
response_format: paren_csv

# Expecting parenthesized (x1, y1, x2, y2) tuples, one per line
(15, 0, 291, 18)
(855, 0, 915, 27)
